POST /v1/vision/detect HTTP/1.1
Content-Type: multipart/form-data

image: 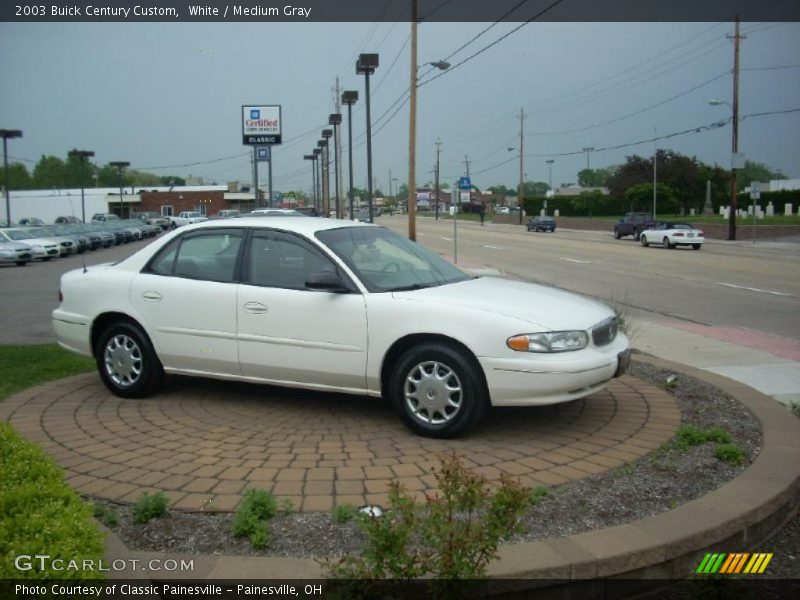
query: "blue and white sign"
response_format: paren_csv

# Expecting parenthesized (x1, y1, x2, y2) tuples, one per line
(459, 176, 471, 190)
(256, 147, 271, 162)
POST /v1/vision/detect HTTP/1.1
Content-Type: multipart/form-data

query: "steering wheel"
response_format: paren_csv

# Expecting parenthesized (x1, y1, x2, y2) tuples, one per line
(380, 262, 401, 273)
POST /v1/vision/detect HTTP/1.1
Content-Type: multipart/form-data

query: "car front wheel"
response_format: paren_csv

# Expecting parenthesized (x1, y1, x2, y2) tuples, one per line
(95, 321, 163, 398)
(389, 343, 488, 438)
(641, 235, 649, 247)
(614, 229, 621, 239)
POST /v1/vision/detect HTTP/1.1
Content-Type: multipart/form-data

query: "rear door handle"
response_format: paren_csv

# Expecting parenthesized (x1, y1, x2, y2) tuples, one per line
(142, 291, 162, 301)
(244, 302, 268, 314)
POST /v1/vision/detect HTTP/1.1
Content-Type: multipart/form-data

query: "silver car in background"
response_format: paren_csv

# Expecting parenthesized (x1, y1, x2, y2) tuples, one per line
(0, 240, 34, 266)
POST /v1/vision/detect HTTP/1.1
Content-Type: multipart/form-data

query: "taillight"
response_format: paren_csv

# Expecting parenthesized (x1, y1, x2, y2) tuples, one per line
(674, 233, 684, 237)
(697, 230, 704, 236)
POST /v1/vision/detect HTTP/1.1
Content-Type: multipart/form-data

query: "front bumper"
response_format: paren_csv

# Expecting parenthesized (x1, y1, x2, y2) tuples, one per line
(479, 334, 630, 407)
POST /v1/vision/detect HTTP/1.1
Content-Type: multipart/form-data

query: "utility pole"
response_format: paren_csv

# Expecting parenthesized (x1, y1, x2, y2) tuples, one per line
(408, 0, 418, 240)
(463, 155, 471, 177)
(335, 77, 344, 215)
(518, 107, 525, 225)
(435, 138, 441, 220)
(727, 16, 744, 240)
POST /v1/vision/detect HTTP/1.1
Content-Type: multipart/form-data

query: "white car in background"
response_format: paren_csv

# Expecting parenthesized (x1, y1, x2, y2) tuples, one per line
(640, 222, 705, 250)
(52, 218, 630, 438)
(0, 228, 60, 260)
(0, 240, 34, 266)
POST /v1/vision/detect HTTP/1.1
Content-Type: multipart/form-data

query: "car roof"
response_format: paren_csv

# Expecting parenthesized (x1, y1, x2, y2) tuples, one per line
(183, 216, 375, 235)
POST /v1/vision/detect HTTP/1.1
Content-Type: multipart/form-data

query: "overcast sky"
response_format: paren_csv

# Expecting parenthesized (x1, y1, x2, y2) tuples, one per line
(1, 18, 798, 195)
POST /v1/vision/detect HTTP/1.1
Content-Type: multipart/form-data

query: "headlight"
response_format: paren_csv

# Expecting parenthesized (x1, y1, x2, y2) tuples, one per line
(507, 331, 589, 353)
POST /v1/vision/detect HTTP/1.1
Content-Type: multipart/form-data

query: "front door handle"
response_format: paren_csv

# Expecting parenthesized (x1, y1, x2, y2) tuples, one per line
(142, 291, 162, 301)
(244, 301, 268, 314)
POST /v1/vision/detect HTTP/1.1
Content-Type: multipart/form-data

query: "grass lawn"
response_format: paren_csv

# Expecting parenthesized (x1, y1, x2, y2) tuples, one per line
(0, 344, 95, 402)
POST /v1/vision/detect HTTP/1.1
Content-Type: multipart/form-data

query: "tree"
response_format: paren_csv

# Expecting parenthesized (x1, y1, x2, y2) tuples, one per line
(577, 167, 612, 188)
(737, 160, 785, 190)
(397, 183, 408, 201)
(487, 184, 515, 197)
(5, 163, 33, 190)
(624, 183, 679, 215)
(32, 155, 67, 188)
(523, 181, 549, 196)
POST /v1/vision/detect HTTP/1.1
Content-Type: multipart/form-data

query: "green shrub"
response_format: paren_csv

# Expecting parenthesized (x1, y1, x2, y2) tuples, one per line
(674, 426, 731, 450)
(326, 454, 531, 580)
(92, 502, 119, 528)
(332, 503, 358, 524)
(232, 489, 277, 549)
(714, 444, 745, 465)
(0, 422, 105, 580)
(529, 486, 551, 505)
(132, 492, 168, 524)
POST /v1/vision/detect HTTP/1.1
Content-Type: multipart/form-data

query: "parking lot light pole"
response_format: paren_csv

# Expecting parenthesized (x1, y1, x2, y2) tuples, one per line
(313, 148, 322, 213)
(357, 53, 379, 223)
(69, 149, 95, 223)
(303, 154, 316, 208)
(1, 129, 23, 227)
(545, 159, 554, 216)
(328, 114, 342, 219)
(109, 161, 130, 218)
(341, 91, 358, 220)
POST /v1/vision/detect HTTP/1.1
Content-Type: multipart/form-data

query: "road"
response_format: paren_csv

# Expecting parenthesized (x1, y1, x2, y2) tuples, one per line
(379, 216, 800, 341)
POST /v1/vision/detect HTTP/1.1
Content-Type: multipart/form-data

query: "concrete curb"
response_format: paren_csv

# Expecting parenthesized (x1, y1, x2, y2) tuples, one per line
(103, 354, 800, 586)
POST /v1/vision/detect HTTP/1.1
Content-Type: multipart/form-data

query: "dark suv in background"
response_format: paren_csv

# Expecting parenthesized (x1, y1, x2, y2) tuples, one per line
(527, 215, 557, 232)
(614, 212, 656, 241)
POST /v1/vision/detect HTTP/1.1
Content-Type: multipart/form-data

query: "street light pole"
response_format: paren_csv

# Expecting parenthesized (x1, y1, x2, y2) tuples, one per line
(304, 154, 315, 209)
(545, 159, 554, 216)
(69, 149, 95, 223)
(357, 53, 379, 223)
(1, 129, 23, 227)
(313, 148, 322, 213)
(342, 91, 358, 220)
(109, 161, 130, 218)
(329, 114, 342, 219)
(582, 146, 595, 171)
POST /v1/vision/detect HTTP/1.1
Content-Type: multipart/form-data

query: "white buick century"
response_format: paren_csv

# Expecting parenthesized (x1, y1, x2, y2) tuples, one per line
(53, 217, 630, 437)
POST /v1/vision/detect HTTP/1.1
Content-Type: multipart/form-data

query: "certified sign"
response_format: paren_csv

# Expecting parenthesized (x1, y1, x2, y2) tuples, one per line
(242, 105, 282, 145)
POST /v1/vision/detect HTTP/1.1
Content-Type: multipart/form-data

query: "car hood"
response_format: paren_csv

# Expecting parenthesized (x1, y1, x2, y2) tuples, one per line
(391, 276, 614, 331)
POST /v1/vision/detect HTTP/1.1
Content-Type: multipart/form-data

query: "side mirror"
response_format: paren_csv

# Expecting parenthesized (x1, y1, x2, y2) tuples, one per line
(305, 271, 351, 293)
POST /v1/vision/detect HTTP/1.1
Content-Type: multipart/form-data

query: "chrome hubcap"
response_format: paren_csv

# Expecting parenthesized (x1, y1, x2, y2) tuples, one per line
(104, 334, 142, 387)
(404, 361, 463, 425)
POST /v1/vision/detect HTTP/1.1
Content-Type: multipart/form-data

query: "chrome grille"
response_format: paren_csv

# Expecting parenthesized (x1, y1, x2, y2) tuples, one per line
(592, 316, 618, 347)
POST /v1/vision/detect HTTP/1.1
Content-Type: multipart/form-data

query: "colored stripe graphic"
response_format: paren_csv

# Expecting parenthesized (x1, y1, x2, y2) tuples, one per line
(697, 552, 773, 574)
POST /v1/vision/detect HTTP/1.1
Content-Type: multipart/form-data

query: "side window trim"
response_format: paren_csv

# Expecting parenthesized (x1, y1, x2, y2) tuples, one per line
(142, 227, 246, 282)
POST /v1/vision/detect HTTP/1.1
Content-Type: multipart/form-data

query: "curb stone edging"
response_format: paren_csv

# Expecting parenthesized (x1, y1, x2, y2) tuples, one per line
(100, 354, 800, 591)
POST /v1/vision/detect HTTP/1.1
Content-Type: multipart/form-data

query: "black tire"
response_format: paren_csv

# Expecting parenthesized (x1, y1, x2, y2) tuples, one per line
(692, 244, 702, 250)
(640, 235, 649, 247)
(663, 236, 674, 249)
(42, 257, 52, 261)
(15, 261, 27, 266)
(388, 342, 488, 438)
(614, 229, 621, 240)
(95, 321, 163, 398)
(633, 228, 641, 241)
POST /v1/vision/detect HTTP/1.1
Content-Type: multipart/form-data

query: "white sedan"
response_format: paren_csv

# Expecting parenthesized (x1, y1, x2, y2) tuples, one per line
(52, 218, 630, 438)
(640, 222, 705, 250)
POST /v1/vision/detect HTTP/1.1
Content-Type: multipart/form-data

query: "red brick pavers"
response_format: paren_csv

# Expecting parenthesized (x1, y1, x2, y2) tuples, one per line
(0, 373, 680, 512)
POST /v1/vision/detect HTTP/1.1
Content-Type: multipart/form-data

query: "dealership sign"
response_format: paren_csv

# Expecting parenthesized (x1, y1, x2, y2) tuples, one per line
(242, 105, 282, 145)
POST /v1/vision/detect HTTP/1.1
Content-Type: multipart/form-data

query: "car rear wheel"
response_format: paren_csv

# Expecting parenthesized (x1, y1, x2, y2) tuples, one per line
(15, 261, 27, 266)
(95, 321, 163, 398)
(389, 342, 488, 438)
(640, 235, 649, 247)
(663, 236, 673, 249)
(692, 244, 702, 250)
(614, 229, 621, 239)
(633, 228, 641, 241)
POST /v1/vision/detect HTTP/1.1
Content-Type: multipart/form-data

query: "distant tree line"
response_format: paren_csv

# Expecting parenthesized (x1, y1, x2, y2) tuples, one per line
(3, 151, 186, 190)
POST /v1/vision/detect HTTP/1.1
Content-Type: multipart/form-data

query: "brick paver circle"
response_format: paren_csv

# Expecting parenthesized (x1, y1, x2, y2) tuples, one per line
(1, 372, 681, 512)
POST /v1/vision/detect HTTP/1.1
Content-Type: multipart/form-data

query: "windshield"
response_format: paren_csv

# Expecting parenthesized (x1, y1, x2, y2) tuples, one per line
(317, 226, 470, 293)
(3, 229, 33, 241)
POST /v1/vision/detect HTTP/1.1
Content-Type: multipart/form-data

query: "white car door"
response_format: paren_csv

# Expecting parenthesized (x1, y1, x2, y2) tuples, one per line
(130, 228, 243, 375)
(236, 229, 369, 393)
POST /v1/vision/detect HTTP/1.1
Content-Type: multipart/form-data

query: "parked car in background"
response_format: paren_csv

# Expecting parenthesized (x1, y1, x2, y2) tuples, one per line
(169, 211, 208, 228)
(212, 210, 242, 219)
(26, 227, 76, 256)
(0, 228, 60, 259)
(92, 213, 121, 223)
(0, 240, 33, 266)
(52, 217, 629, 439)
(496, 206, 510, 214)
(50, 225, 90, 253)
(54, 216, 82, 224)
(613, 212, 656, 241)
(353, 211, 371, 223)
(86, 223, 116, 248)
(135, 211, 171, 230)
(527, 216, 557, 232)
(640, 222, 705, 250)
(249, 208, 304, 217)
(294, 206, 320, 217)
(17, 217, 46, 226)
